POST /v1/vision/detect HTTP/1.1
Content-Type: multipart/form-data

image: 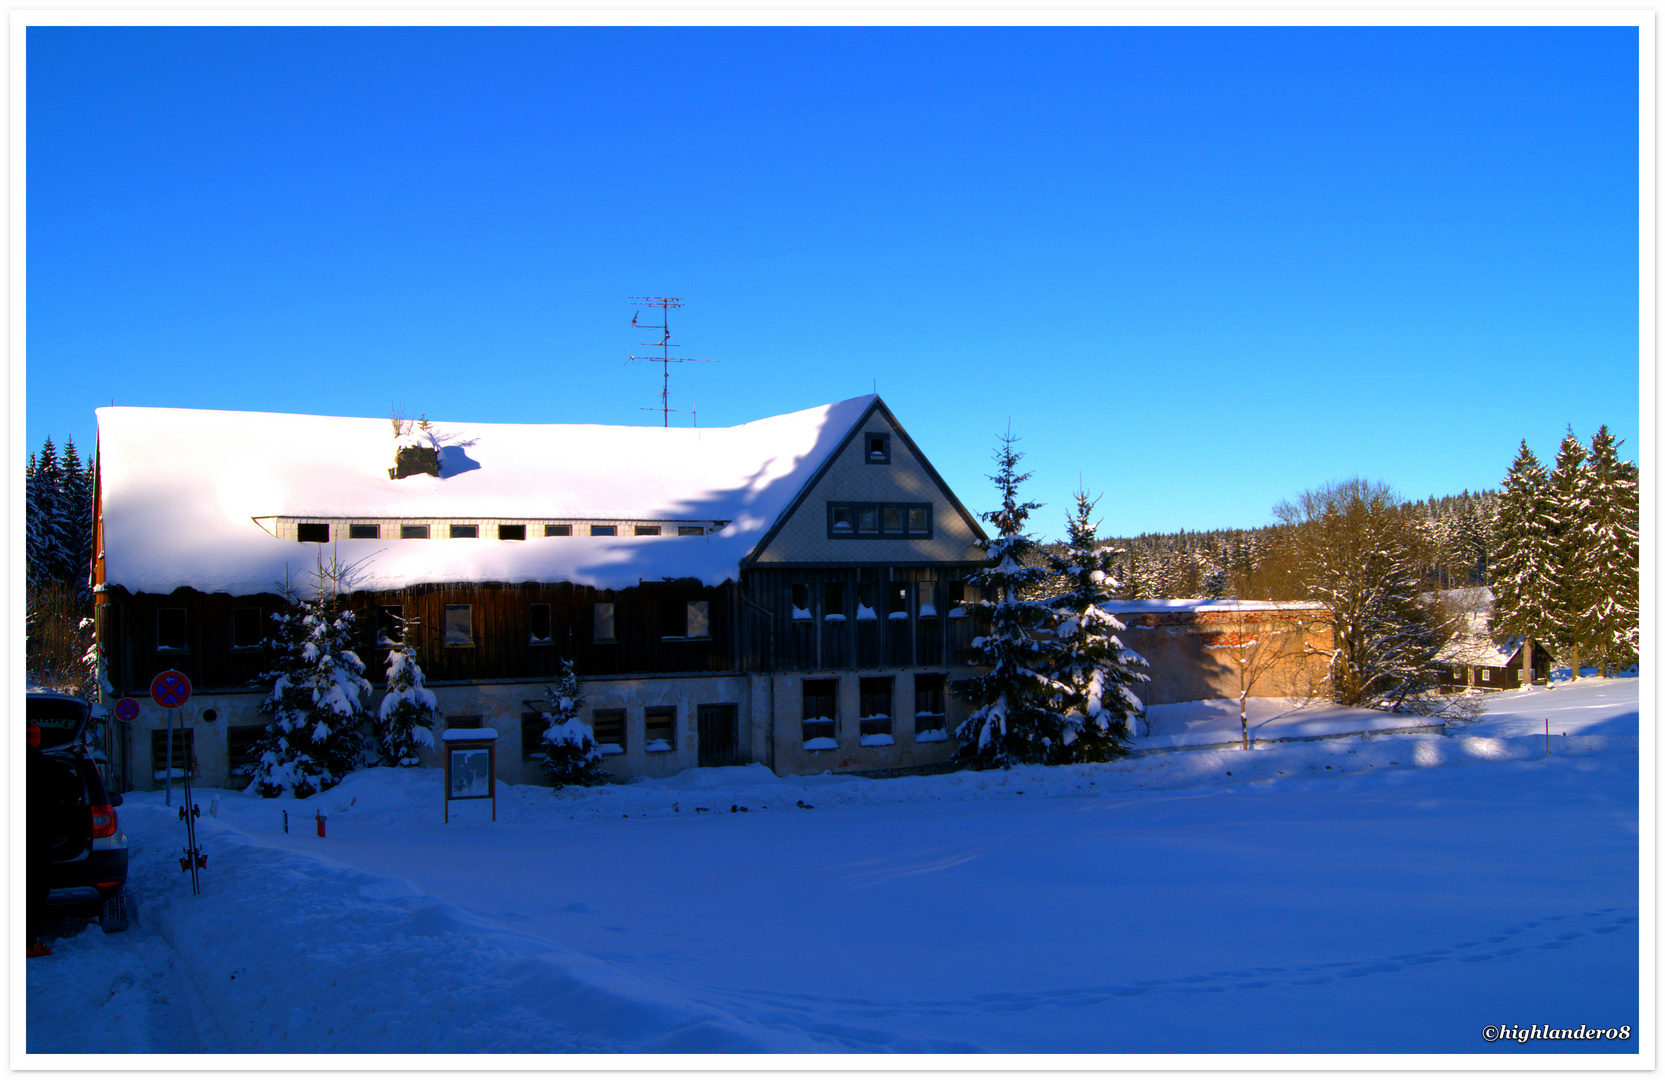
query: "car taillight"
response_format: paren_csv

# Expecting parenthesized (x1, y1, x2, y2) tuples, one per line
(89, 804, 117, 839)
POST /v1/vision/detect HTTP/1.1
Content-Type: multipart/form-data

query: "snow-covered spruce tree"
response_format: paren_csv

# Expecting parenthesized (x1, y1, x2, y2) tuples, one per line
(1047, 490, 1149, 761)
(374, 618, 438, 767)
(1578, 425, 1639, 676)
(250, 563, 372, 798)
(1547, 427, 1591, 679)
(950, 433, 1065, 769)
(536, 659, 610, 788)
(1491, 440, 1558, 685)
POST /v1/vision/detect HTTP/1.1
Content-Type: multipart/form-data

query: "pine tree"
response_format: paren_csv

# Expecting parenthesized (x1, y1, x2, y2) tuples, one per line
(1548, 427, 1591, 679)
(536, 659, 609, 788)
(1491, 441, 1558, 685)
(31, 439, 63, 585)
(250, 564, 372, 798)
(1047, 490, 1149, 762)
(950, 433, 1064, 769)
(1578, 426, 1639, 676)
(374, 618, 438, 766)
(59, 438, 93, 605)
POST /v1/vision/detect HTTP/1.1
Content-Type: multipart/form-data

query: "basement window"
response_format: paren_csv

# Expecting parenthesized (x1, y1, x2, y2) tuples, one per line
(914, 674, 947, 738)
(644, 707, 676, 752)
(400, 524, 430, 540)
(545, 524, 572, 537)
(591, 709, 626, 755)
(348, 524, 380, 539)
(296, 523, 329, 543)
(498, 524, 526, 541)
(151, 729, 196, 781)
(449, 524, 479, 539)
(860, 678, 894, 745)
(802, 679, 838, 748)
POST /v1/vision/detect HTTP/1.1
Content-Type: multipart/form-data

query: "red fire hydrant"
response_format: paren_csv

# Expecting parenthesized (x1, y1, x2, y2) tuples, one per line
(316, 811, 326, 838)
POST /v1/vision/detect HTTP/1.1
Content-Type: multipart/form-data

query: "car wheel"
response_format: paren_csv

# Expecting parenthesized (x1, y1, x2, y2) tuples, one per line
(98, 889, 129, 933)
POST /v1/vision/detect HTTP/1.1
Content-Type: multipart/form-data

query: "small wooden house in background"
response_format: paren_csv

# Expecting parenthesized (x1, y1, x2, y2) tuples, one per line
(1434, 588, 1554, 692)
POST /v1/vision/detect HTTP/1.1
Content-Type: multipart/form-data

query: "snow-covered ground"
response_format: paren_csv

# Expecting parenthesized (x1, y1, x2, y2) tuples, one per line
(21, 677, 1641, 1062)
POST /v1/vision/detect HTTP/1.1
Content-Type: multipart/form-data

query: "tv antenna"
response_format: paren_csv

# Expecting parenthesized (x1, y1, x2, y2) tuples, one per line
(628, 296, 717, 427)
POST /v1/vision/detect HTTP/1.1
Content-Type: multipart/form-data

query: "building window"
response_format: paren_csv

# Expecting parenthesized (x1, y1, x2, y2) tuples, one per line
(227, 726, 264, 778)
(591, 525, 617, 537)
(449, 524, 479, 539)
(915, 673, 947, 738)
(375, 605, 404, 647)
(791, 583, 812, 621)
(826, 503, 932, 540)
(856, 581, 879, 621)
(231, 607, 263, 650)
(823, 581, 846, 621)
(444, 604, 473, 647)
(545, 523, 572, 537)
(644, 707, 676, 752)
(529, 603, 552, 645)
(947, 580, 967, 616)
(296, 522, 329, 543)
(916, 580, 938, 617)
(678, 526, 704, 536)
(347, 523, 380, 539)
(401, 524, 430, 539)
(151, 728, 195, 780)
(591, 709, 626, 755)
(887, 582, 909, 620)
(802, 678, 838, 748)
(860, 677, 894, 744)
(594, 602, 616, 643)
(634, 525, 660, 536)
(864, 432, 891, 464)
(157, 608, 187, 651)
(661, 599, 711, 640)
(447, 715, 483, 730)
(499, 524, 527, 541)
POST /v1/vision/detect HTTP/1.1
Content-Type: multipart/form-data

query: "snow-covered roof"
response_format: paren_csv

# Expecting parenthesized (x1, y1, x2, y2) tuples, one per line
(97, 396, 879, 596)
(1104, 599, 1329, 615)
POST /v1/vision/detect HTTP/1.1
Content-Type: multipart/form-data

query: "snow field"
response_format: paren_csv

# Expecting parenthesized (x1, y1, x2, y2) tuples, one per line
(23, 677, 1640, 1058)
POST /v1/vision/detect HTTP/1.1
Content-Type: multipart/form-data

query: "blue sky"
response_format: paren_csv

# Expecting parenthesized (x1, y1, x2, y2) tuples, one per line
(24, 24, 1640, 539)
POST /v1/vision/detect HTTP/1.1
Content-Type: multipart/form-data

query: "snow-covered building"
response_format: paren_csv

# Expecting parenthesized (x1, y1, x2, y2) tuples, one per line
(1105, 600, 1334, 706)
(91, 395, 991, 790)
(1432, 588, 1553, 692)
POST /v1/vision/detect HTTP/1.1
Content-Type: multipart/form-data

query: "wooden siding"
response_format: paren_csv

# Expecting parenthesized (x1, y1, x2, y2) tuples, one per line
(100, 581, 736, 695)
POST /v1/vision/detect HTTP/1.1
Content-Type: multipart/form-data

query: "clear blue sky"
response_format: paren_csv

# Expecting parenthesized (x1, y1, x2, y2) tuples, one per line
(24, 25, 1640, 540)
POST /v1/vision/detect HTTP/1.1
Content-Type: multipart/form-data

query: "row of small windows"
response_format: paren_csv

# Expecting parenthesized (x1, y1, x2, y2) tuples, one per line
(827, 502, 932, 539)
(801, 674, 947, 748)
(790, 579, 966, 621)
(158, 600, 712, 653)
(519, 705, 677, 760)
(295, 522, 707, 543)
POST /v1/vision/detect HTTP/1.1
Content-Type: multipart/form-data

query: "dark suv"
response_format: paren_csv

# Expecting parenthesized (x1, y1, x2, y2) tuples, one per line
(27, 691, 129, 932)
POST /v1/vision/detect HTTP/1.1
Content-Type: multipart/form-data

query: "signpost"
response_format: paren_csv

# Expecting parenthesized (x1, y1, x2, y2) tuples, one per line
(150, 670, 191, 806)
(113, 698, 140, 723)
(442, 729, 498, 824)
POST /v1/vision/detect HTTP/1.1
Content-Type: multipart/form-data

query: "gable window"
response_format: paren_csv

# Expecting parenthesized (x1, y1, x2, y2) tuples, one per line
(449, 524, 479, 539)
(678, 526, 704, 536)
(443, 604, 473, 647)
(859, 677, 894, 745)
(157, 608, 187, 651)
(802, 678, 838, 748)
(348, 523, 380, 539)
(498, 524, 527, 541)
(375, 605, 404, 647)
(401, 524, 430, 539)
(590, 525, 617, 537)
(231, 607, 263, 650)
(529, 603, 552, 645)
(864, 432, 891, 464)
(826, 503, 932, 540)
(296, 522, 329, 543)
(634, 525, 661, 536)
(594, 602, 616, 643)
(545, 524, 572, 537)
(644, 707, 676, 752)
(914, 674, 947, 739)
(591, 709, 626, 755)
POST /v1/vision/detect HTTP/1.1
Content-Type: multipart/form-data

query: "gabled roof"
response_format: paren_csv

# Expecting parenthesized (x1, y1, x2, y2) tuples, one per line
(96, 396, 880, 596)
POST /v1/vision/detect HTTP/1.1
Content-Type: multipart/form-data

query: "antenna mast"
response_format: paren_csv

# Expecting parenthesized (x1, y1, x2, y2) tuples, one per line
(628, 296, 717, 427)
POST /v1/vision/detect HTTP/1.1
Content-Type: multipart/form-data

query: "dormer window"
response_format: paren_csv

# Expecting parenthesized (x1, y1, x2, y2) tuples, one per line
(296, 523, 329, 543)
(865, 433, 891, 464)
